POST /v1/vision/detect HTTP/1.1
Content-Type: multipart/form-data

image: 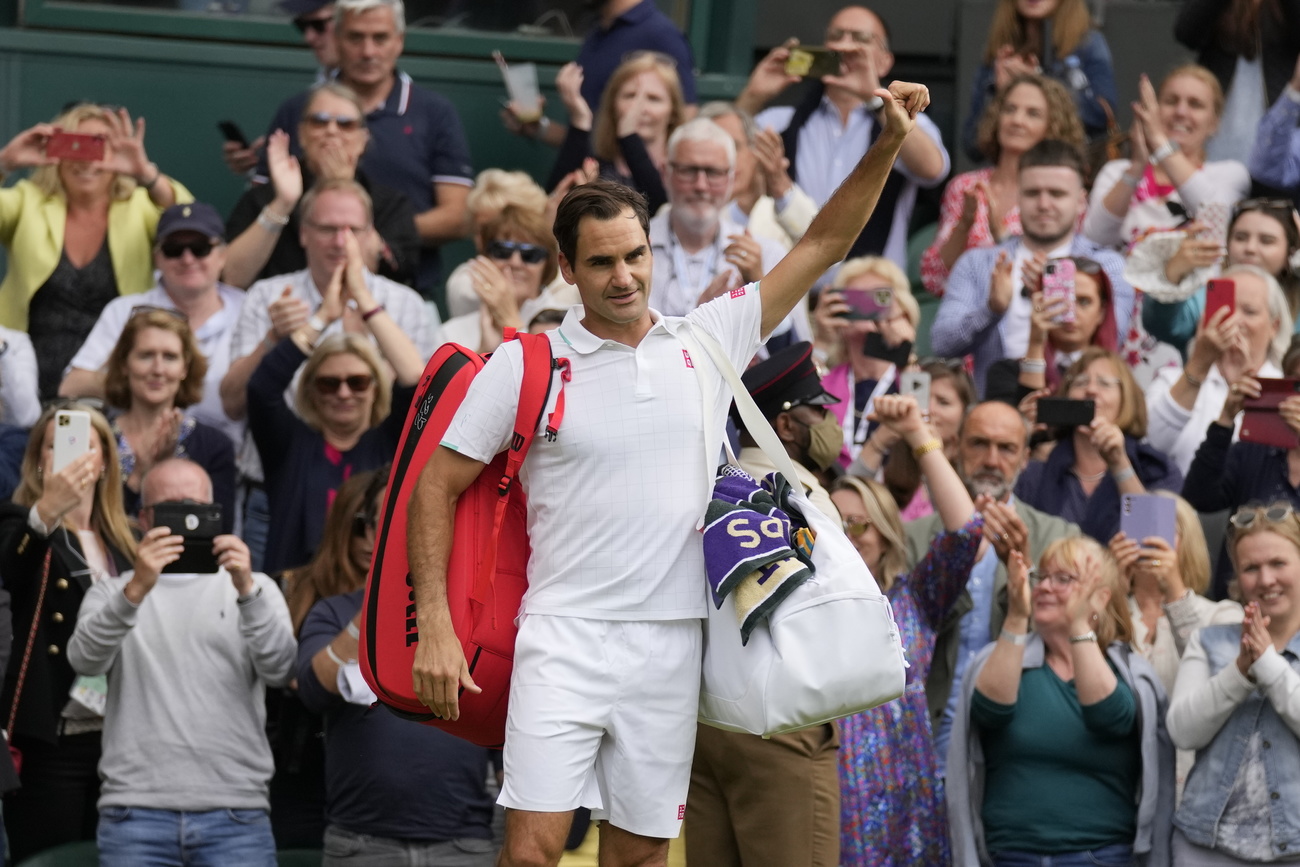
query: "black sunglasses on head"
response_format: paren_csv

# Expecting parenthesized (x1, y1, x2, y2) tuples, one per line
(487, 240, 548, 265)
(293, 16, 330, 34)
(160, 237, 217, 259)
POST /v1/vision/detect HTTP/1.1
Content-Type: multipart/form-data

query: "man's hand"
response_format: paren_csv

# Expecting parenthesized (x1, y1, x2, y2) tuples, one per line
(214, 534, 254, 597)
(989, 251, 1013, 315)
(976, 493, 1030, 565)
(874, 81, 928, 142)
(738, 39, 802, 114)
(269, 286, 311, 340)
(411, 621, 482, 720)
(125, 526, 185, 605)
(1021, 252, 1046, 297)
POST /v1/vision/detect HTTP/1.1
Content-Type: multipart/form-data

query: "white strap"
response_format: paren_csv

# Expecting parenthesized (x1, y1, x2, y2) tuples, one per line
(682, 324, 805, 492)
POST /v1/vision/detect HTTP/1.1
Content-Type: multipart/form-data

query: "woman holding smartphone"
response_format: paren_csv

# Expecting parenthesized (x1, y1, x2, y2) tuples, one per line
(0, 403, 136, 861)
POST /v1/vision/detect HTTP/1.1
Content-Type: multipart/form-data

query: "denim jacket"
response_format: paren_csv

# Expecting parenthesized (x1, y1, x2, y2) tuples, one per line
(1174, 624, 1300, 857)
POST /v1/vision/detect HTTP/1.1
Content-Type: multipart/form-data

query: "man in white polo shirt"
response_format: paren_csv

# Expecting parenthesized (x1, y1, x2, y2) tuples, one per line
(409, 80, 930, 867)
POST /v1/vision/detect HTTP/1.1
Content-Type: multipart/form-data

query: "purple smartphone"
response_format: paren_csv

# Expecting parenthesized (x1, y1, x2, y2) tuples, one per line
(840, 287, 893, 321)
(1120, 494, 1176, 548)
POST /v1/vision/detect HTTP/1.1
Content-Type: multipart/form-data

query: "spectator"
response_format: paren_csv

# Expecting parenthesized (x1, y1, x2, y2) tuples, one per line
(1136, 197, 1300, 352)
(948, 536, 1175, 867)
(1249, 55, 1300, 200)
(907, 399, 1080, 774)
(225, 82, 420, 290)
(830, 394, 982, 866)
(649, 119, 791, 321)
(985, 255, 1118, 403)
(739, 6, 950, 271)
(220, 179, 436, 570)
(297, 477, 497, 865)
(699, 102, 818, 252)
(1144, 264, 1292, 476)
(1085, 67, 1250, 253)
(687, 342, 841, 867)
(0, 326, 41, 428)
(1166, 501, 1300, 863)
(0, 103, 191, 399)
(923, 74, 1084, 297)
(438, 205, 564, 354)
(1175, 0, 1300, 165)
(256, 0, 474, 297)
(547, 53, 687, 217)
(1014, 348, 1182, 543)
(810, 256, 919, 468)
(247, 231, 422, 573)
(932, 140, 1133, 396)
(61, 202, 246, 445)
(502, 0, 697, 147)
(67, 459, 295, 867)
(0, 404, 136, 862)
(961, 0, 1116, 162)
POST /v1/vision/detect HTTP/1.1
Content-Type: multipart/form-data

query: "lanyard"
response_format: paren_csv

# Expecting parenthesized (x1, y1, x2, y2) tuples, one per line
(668, 230, 725, 312)
(843, 364, 896, 462)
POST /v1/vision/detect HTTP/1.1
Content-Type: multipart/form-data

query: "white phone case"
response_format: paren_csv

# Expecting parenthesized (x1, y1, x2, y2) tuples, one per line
(900, 371, 931, 414)
(53, 410, 92, 473)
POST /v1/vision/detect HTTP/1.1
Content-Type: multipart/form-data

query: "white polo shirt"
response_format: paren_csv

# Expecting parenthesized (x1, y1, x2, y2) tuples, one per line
(442, 286, 764, 620)
(66, 283, 247, 445)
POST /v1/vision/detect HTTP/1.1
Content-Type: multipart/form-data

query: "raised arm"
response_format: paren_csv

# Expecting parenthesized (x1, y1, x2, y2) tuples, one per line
(974, 549, 1033, 704)
(758, 81, 929, 337)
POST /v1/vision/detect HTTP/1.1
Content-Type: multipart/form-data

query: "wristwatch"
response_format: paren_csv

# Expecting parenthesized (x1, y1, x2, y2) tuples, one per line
(307, 314, 328, 333)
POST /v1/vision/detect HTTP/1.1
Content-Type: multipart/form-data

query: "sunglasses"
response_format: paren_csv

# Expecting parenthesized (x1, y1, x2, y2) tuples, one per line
(1234, 197, 1295, 220)
(159, 237, 216, 259)
(313, 374, 374, 395)
(917, 356, 964, 371)
(129, 304, 188, 322)
(303, 112, 364, 132)
(352, 510, 377, 536)
(1230, 502, 1296, 529)
(43, 397, 106, 413)
(487, 240, 548, 265)
(293, 16, 331, 34)
(842, 518, 872, 536)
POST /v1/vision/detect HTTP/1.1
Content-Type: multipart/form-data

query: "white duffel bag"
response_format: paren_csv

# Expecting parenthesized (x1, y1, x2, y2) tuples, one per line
(681, 325, 908, 737)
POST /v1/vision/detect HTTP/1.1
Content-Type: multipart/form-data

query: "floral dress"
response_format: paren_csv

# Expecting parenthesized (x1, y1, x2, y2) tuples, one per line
(920, 169, 1022, 297)
(839, 516, 983, 866)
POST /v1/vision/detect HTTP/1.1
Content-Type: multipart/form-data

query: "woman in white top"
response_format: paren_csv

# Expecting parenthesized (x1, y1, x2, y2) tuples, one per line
(1144, 264, 1291, 475)
(1085, 65, 1250, 253)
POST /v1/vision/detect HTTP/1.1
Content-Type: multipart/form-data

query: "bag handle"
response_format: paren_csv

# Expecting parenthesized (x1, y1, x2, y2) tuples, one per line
(681, 325, 805, 492)
(7, 549, 52, 741)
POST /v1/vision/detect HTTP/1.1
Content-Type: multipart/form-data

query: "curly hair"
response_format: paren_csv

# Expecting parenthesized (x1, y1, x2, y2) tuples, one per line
(976, 73, 1085, 165)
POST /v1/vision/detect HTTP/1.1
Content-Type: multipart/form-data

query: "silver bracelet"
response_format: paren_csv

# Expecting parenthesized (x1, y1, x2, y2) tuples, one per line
(325, 644, 352, 667)
(1000, 628, 1031, 646)
(1149, 140, 1179, 164)
(346, 620, 360, 639)
(1069, 630, 1098, 644)
(257, 207, 289, 232)
(1120, 170, 1142, 187)
(1019, 357, 1047, 374)
(1112, 466, 1136, 484)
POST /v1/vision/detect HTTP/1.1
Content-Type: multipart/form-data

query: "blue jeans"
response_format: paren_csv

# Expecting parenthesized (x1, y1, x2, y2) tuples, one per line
(242, 485, 270, 573)
(98, 806, 276, 866)
(992, 844, 1135, 867)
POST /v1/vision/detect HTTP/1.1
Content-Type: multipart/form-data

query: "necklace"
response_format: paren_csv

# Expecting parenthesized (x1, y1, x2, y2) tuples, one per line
(1073, 466, 1107, 482)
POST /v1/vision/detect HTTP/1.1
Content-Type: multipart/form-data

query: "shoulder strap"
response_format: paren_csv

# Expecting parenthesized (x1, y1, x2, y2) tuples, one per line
(7, 549, 52, 739)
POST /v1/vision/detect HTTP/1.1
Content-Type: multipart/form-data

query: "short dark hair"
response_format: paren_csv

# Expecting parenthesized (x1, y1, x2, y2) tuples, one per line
(552, 179, 649, 265)
(1018, 139, 1086, 180)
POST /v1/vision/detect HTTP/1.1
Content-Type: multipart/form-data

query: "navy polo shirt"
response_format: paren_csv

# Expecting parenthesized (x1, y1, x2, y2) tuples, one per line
(258, 71, 473, 296)
(575, 0, 697, 108)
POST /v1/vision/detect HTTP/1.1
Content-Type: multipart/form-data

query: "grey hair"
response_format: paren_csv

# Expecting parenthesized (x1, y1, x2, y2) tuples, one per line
(666, 118, 736, 168)
(698, 101, 757, 146)
(1222, 263, 1294, 365)
(335, 0, 405, 33)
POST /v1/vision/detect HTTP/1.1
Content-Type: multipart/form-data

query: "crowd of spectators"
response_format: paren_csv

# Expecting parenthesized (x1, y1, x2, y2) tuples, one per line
(0, 0, 1299, 863)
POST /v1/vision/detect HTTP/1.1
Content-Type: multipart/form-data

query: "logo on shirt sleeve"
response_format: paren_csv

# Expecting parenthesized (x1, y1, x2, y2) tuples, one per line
(678, 804, 686, 820)
(729, 286, 747, 299)
(682, 349, 694, 369)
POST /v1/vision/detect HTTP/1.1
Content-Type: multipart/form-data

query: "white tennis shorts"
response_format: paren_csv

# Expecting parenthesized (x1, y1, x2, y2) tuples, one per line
(498, 615, 703, 839)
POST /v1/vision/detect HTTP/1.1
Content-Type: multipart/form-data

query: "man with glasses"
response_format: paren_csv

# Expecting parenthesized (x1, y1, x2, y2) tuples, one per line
(736, 5, 949, 272)
(68, 458, 296, 867)
(649, 119, 796, 331)
(932, 140, 1134, 396)
(904, 399, 1079, 775)
(254, 0, 473, 299)
(221, 178, 437, 570)
(60, 203, 246, 445)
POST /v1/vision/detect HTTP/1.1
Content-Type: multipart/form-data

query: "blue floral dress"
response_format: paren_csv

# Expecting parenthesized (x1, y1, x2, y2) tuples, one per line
(839, 516, 983, 866)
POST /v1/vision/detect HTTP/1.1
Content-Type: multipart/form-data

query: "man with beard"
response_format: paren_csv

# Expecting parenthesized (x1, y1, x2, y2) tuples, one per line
(903, 399, 1078, 775)
(931, 140, 1134, 396)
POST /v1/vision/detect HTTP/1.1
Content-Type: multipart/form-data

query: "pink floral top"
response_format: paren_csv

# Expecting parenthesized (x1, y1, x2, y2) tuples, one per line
(920, 169, 1022, 298)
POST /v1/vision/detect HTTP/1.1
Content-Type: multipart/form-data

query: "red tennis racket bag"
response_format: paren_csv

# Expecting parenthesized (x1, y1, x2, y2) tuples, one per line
(359, 330, 564, 748)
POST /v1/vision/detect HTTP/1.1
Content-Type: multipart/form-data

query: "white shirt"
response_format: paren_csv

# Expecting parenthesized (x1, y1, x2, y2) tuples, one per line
(441, 287, 764, 620)
(0, 326, 40, 428)
(999, 239, 1072, 360)
(67, 283, 247, 445)
(230, 268, 441, 481)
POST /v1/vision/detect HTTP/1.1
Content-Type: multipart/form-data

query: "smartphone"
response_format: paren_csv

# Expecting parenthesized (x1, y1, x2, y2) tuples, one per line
(217, 120, 249, 148)
(1121, 494, 1177, 548)
(839, 287, 893, 321)
(784, 46, 842, 78)
(1041, 258, 1077, 324)
(152, 501, 223, 574)
(1204, 278, 1235, 326)
(1240, 378, 1300, 449)
(862, 333, 912, 368)
(46, 131, 105, 162)
(900, 371, 931, 413)
(1036, 397, 1095, 428)
(52, 410, 92, 473)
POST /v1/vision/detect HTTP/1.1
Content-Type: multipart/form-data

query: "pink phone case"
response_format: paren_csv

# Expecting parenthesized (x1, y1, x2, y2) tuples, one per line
(1041, 258, 1076, 324)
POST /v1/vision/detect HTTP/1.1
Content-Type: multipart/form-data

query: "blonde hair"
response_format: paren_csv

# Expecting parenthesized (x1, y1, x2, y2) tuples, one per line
(832, 256, 920, 327)
(1039, 535, 1132, 646)
(1161, 64, 1225, 119)
(13, 404, 137, 561)
(465, 169, 548, 224)
(975, 73, 1085, 164)
(829, 474, 907, 591)
(983, 0, 1094, 65)
(1228, 502, 1300, 579)
(592, 54, 687, 164)
(32, 103, 138, 201)
(1159, 491, 1211, 596)
(295, 334, 392, 432)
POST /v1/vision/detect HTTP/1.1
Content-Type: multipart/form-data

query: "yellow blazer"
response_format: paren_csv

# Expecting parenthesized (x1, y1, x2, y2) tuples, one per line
(0, 177, 194, 330)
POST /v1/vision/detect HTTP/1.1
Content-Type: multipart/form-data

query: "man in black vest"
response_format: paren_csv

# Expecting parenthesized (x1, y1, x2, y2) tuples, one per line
(737, 6, 949, 272)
